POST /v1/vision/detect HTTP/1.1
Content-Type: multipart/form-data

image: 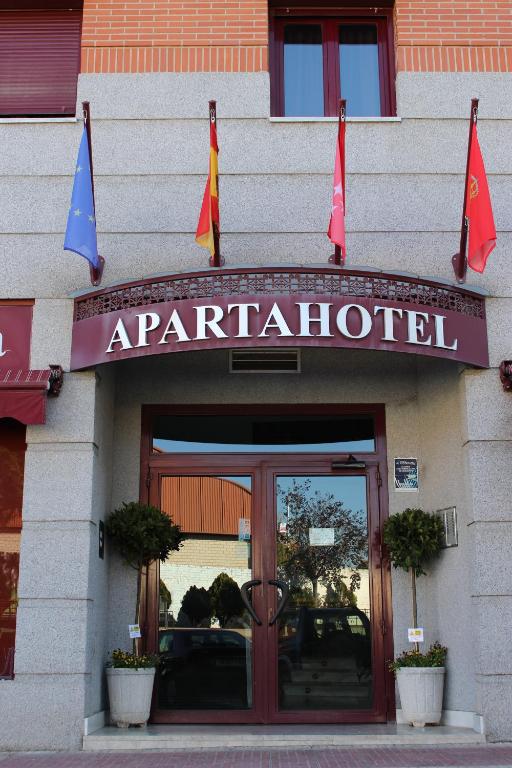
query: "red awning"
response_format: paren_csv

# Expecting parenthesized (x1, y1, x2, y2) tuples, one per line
(0, 367, 63, 425)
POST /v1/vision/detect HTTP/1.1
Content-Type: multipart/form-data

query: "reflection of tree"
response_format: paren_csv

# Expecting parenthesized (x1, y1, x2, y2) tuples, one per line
(179, 586, 212, 627)
(208, 572, 244, 627)
(323, 577, 358, 608)
(278, 480, 367, 600)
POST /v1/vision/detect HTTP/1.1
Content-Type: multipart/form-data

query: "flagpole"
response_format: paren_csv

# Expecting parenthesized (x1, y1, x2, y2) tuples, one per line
(452, 97, 479, 284)
(82, 101, 105, 287)
(330, 99, 346, 267)
(209, 100, 224, 268)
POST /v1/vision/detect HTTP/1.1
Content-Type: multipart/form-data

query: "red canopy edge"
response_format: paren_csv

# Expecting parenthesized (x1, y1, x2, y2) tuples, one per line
(0, 366, 64, 425)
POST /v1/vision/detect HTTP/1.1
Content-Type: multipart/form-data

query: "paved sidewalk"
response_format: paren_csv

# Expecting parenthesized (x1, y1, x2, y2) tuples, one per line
(2, 747, 512, 768)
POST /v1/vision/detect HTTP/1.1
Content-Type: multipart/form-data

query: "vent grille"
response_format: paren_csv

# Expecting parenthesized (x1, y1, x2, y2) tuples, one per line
(230, 349, 300, 373)
(435, 507, 458, 548)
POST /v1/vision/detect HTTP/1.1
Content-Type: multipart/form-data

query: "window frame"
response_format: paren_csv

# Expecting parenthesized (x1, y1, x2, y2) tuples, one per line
(269, 6, 396, 118)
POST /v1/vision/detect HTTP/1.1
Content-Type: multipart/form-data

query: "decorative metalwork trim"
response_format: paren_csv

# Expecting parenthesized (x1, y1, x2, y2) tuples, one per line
(500, 360, 512, 392)
(74, 267, 485, 323)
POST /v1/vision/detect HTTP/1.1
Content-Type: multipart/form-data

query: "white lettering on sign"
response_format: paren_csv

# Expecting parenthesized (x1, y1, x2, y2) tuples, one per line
(336, 304, 372, 339)
(296, 303, 333, 337)
(158, 310, 191, 344)
(227, 303, 260, 338)
(258, 303, 293, 337)
(433, 314, 458, 351)
(103, 301, 461, 356)
(405, 310, 432, 346)
(135, 312, 160, 348)
(0, 331, 9, 357)
(374, 306, 403, 342)
(194, 305, 228, 340)
(106, 318, 133, 352)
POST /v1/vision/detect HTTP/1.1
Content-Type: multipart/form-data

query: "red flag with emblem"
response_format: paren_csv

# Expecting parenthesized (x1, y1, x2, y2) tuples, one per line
(465, 123, 496, 273)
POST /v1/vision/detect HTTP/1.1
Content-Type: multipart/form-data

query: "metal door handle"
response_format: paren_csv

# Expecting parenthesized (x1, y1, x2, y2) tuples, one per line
(268, 579, 290, 626)
(240, 579, 262, 626)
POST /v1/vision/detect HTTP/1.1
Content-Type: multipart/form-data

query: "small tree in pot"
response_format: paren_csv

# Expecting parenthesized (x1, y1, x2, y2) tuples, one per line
(105, 501, 183, 728)
(383, 508, 446, 727)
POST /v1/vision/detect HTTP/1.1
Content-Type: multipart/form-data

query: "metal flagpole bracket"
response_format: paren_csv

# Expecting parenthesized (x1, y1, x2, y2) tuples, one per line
(452, 97, 479, 284)
(329, 99, 347, 267)
(82, 100, 105, 287)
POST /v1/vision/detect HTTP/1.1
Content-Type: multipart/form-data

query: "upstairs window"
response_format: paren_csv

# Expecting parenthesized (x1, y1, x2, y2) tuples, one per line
(0, 1, 83, 118)
(270, 8, 395, 117)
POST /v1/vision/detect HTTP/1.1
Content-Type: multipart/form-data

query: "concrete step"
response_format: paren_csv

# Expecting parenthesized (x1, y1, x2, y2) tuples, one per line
(83, 724, 486, 751)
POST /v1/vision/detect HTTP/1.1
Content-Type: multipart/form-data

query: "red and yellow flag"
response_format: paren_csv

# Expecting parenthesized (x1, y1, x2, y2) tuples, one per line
(465, 123, 496, 273)
(195, 108, 219, 258)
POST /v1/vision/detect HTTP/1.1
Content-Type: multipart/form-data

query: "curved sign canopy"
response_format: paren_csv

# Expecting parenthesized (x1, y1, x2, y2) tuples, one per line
(70, 267, 488, 370)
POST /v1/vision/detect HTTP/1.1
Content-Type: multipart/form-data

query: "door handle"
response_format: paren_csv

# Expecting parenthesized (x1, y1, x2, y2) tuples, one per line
(240, 579, 262, 626)
(268, 579, 290, 626)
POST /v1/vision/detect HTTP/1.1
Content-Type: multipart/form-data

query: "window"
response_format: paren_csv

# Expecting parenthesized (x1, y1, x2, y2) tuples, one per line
(270, 7, 395, 117)
(0, 1, 83, 118)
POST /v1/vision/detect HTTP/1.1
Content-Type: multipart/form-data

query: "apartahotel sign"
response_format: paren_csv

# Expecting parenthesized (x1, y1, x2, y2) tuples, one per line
(70, 268, 489, 370)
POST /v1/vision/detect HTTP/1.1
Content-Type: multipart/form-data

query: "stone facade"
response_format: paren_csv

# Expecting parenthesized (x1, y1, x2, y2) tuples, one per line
(0, 0, 511, 751)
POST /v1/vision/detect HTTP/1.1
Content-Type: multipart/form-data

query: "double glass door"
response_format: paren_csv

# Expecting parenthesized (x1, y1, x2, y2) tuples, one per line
(147, 459, 390, 724)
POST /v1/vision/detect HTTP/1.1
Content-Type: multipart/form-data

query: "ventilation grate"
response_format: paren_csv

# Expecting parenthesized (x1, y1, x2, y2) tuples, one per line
(435, 507, 458, 548)
(229, 349, 301, 373)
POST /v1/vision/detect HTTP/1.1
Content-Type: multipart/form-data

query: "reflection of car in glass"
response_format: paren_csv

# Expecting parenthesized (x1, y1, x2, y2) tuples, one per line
(278, 607, 372, 708)
(158, 628, 251, 709)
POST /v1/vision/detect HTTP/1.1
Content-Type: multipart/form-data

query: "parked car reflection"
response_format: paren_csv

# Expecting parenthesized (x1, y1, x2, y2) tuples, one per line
(278, 607, 372, 709)
(158, 627, 252, 710)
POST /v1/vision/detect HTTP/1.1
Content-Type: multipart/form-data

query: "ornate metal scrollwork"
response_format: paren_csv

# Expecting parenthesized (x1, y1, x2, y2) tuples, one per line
(74, 267, 486, 324)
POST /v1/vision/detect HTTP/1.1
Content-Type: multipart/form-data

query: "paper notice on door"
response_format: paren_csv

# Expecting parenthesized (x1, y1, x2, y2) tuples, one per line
(238, 518, 251, 541)
(408, 627, 424, 643)
(129, 624, 142, 639)
(309, 527, 335, 546)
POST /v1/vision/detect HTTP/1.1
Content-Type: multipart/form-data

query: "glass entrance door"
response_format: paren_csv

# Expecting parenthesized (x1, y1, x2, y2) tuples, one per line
(269, 473, 379, 721)
(144, 407, 391, 724)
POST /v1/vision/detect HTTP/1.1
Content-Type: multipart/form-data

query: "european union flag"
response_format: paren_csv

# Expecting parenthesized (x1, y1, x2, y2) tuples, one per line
(64, 126, 100, 269)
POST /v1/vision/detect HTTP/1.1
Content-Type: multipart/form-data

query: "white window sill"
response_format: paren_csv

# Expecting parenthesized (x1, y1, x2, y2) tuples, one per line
(0, 117, 78, 124)
(269, 116, 401, 123)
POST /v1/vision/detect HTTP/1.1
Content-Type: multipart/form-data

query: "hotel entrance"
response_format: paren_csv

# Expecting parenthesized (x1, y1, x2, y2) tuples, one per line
(142, 406, 393, 724)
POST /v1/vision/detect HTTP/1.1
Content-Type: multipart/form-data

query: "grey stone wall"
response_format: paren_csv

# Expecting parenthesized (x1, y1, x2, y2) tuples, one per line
(0, 68, 511, 746)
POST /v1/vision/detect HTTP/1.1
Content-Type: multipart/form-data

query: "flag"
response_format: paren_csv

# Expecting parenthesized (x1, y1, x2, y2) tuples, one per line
(195, 110, 219, 257)
(64, 126, 100, 270)
(327, 111, 346, 259)
(465, 124, 496, 273)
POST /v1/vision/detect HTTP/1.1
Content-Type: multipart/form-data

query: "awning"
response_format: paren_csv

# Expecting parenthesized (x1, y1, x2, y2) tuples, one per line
(0, 366, 63, 425)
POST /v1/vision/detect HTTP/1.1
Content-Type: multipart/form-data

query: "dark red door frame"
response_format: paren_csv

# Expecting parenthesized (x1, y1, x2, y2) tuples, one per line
(140, 404, 395, 724)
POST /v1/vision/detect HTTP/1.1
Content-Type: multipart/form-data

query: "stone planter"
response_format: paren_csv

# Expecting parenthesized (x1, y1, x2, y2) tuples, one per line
(106, 667, 156, 728)
(397, 667, 445, 727)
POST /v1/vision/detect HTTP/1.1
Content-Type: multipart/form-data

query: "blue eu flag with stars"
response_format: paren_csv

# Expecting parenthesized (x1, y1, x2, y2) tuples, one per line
(64, 126, 100, 269)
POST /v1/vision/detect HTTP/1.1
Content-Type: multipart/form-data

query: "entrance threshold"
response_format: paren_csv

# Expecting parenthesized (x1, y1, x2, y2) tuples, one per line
(83, 724, 484, 751)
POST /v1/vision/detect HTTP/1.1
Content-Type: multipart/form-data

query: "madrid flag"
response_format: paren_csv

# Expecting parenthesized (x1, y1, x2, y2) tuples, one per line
(327, 109, 346, 259)
(466, 124, 496, 273)
(195, 105, 219, 258)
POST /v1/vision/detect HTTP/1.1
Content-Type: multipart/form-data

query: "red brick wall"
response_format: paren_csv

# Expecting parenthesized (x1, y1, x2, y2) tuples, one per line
(81, 0, 511, 74)
(81, 0, 268, 73)
(395, 0, 512, 72)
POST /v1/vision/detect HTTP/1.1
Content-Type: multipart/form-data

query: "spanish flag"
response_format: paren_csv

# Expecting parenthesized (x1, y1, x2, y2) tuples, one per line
(195, 103, 219, 259)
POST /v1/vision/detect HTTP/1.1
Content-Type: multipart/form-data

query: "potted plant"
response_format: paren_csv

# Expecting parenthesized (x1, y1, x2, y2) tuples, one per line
(105, 501, 183, 728)
(383, 507, 445, 727)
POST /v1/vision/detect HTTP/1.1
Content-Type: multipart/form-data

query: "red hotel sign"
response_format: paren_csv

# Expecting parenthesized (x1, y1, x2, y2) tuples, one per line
(0, 304, 33, 370)
(71, 268, 489, 370)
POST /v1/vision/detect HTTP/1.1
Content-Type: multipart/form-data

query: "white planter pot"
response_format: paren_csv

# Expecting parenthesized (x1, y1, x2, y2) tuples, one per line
(396, 667, 445, 727)
(106, 667, 156, 728)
